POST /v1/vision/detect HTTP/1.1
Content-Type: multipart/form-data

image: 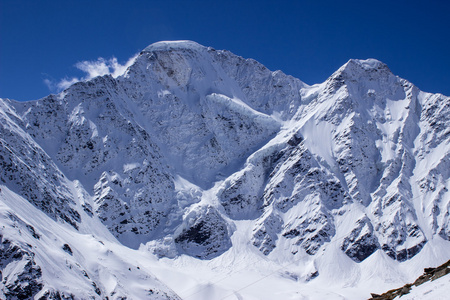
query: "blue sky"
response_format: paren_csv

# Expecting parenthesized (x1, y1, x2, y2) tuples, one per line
(1, 0, 449, 101)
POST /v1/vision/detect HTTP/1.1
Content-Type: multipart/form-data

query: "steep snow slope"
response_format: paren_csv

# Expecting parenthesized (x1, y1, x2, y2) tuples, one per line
(0, 185, 180, 299)
(1, 41, 449, 299)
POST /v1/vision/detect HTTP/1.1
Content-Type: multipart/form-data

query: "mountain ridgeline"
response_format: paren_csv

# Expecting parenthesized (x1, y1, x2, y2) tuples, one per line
(0, 41, 449, 299)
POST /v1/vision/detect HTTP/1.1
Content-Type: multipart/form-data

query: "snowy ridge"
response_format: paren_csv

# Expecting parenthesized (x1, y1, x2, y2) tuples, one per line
(143, 40, 206, 52)
(0, 41, 449, 299)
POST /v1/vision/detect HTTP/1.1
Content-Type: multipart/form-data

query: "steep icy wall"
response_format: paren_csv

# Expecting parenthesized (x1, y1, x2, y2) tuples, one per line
(116, 41, 299, 187)
(219, 58, 450, 263)
(9, 41, 306, 251)
(0, 98, 81, 229)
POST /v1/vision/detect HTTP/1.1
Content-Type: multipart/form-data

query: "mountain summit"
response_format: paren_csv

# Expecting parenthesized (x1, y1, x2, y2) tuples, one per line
(1, 41, 449, 299)
(143, 40, 207, 51)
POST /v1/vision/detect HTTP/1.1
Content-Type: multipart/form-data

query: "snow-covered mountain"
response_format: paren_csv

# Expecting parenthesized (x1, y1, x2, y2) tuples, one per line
(1, 40, 449, 299)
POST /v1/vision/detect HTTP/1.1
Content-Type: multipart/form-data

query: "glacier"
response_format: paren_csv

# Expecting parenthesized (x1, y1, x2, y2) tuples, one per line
(0, 40, 449, 299)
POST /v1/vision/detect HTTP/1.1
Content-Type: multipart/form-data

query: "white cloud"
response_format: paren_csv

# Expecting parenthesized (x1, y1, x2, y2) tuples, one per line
(57, 78, 80, 91)
(43, 78, 55, 91)
(44, 54, 138, 93)
(75, 58, 111, 79)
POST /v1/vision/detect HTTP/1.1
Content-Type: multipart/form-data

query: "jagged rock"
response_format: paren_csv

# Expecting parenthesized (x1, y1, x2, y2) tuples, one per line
(341, 216, 379, 262)
(0, 100, 81, 229)
(38, 290, 76, 300)
(0, 236, 43, 299)
(62, 244, 73, 256)
(174, 206, 231, 259)
(252, 212, 283, 255)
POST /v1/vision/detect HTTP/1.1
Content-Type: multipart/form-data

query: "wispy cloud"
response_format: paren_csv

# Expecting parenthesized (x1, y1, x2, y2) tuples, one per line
(44, 77, 79, 92)
(44, 54, 138, 93)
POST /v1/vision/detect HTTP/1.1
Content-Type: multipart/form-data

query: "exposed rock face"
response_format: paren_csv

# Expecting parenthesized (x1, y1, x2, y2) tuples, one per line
(0, 236, 43, 299)
(174, 206, 231, 259)
(0, 41, 449, 298)
(247, 141, 347, 256)
(341, 216, 379, 262)
(0, 99, 80, 229)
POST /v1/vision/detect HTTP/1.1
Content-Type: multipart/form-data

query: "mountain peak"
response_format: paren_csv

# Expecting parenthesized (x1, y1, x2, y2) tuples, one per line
(143, 40, 206, 53)
(347, 58, 387, 70)
(326, 58, 393, 87)
(338, 58, 392, 76)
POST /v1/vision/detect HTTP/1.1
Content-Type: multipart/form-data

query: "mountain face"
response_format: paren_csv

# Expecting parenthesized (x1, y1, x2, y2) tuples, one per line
(0, 41, 449, 299)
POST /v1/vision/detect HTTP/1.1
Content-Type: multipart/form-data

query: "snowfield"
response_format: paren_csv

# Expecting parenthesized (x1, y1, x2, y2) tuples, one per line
(1, 41, 449, 299)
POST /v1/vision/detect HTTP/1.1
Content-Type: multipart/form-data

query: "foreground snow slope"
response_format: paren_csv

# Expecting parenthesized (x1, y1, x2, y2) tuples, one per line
(398, 275, 450, 300)
(1, 41, 449, 299)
